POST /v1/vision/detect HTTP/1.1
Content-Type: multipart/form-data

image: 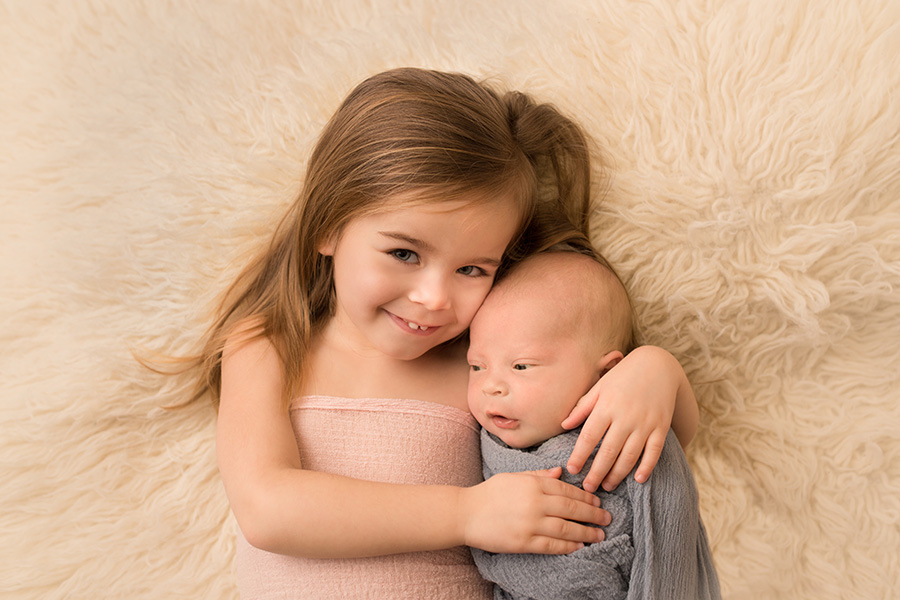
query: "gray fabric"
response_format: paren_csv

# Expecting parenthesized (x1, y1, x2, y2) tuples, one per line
(471, 428, 721, 600)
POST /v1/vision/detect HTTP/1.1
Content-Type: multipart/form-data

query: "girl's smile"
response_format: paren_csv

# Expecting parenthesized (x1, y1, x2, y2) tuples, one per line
(385, 310, 440, 336)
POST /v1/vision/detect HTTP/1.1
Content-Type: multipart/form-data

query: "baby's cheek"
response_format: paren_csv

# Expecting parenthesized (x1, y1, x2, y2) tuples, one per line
(465, 377, 482, 412)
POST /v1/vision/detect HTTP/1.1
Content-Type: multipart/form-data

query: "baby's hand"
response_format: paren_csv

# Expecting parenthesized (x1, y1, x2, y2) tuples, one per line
(562, 346, 693, 492)
(459, 467, 610, 554)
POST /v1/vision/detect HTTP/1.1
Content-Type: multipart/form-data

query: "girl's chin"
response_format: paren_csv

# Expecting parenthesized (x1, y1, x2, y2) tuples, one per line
(382, 338, 451, 361)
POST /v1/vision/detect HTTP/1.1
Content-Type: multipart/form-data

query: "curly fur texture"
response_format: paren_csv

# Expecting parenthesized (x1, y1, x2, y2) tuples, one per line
(2, 1, 898, 598)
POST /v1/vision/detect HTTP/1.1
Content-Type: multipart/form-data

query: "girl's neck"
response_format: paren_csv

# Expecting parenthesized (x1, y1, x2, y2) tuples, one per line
(302, 329, 470, 411)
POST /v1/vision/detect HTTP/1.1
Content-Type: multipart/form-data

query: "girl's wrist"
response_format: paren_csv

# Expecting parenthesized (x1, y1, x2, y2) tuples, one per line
(454, 484, 474, 549)
(624, 345, 697, 444)
(638, 345, 698, 444)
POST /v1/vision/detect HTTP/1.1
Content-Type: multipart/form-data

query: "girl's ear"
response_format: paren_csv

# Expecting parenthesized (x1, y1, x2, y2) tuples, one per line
(318, 233, 337, 256)
(596, 350, 624, 377)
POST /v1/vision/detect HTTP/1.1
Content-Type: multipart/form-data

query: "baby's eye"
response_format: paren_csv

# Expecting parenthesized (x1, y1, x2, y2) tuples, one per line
(457, 265, 488, 277)
(513, 364, 530, 371)
(469, 364, 483, 372)
(390, 249, 419, 263)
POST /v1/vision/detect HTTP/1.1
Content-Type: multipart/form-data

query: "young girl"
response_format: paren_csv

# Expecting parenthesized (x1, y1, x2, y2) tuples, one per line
(183, 68, 698, 598)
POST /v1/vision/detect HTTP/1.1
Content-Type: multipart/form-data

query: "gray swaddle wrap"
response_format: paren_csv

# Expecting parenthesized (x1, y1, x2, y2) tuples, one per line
(471, 428, 721, 600)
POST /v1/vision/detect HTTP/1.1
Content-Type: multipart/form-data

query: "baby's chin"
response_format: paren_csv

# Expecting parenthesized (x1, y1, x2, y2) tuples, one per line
(490, 429, 544, 450)
(492, 426, 568, 450)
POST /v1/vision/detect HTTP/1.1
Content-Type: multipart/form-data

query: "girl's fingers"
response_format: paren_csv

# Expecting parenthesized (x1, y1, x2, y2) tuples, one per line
(633, 429, 667, 484)
(526, 536, 588, 555)
(464, 471, 610, 555)
(538, 474, 602, 508)
(527, 466, 563, 479)
(566, 415, 611, 478)
(598, 433, 646, 491)
(560, 392, 596, 429)
(537, 478, 611, 534)
(534, 489, 612, 551)
(543, 495, 610, 530)
(535, 518, 606, 550)
(580, 425, 625, 493)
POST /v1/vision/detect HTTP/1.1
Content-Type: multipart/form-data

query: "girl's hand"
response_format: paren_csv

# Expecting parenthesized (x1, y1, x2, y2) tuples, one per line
(561, 346, 698, 493)
(459, 467, 611, 555)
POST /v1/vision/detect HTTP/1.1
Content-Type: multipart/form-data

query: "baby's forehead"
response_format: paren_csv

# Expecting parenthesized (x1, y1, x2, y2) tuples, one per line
(494, 257, 600, 308)
(482, 280, 586, 334)
(510, 252, 600, 283)
(493, 253, 619, 316)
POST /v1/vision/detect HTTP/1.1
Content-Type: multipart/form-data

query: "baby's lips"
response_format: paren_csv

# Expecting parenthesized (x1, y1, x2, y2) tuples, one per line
(490, 415, 518, 429)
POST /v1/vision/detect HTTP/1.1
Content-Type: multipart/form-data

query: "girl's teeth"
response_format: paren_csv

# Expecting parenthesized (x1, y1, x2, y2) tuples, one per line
(407, 321, 428, 331)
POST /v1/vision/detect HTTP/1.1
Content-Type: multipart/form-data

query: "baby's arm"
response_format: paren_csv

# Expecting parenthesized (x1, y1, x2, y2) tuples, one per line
(562, 345, 698, 493)
(217, 335, 609, 558)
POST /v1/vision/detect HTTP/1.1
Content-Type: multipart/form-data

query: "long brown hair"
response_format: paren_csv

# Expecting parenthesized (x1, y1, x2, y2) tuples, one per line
(178, 68, 596, 408)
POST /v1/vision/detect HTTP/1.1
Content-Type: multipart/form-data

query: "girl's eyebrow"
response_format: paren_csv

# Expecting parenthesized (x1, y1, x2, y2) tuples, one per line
(378, 231, 502, 267)
(379, 231, 432, 250)
(473, 256, 502, 267)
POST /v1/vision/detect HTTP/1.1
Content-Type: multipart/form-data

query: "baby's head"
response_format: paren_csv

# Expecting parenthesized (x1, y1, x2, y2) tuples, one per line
(467, 252, 633, 448)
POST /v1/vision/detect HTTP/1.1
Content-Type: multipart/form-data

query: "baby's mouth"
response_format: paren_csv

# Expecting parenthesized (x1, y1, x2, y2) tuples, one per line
(489, 414, 518, 429)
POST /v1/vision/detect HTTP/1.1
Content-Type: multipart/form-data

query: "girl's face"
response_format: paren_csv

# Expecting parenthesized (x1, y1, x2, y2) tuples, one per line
(319, 194, 521, 362)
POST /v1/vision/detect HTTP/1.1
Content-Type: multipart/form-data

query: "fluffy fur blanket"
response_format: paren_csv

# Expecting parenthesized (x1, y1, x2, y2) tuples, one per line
(2, 1, 898, 598)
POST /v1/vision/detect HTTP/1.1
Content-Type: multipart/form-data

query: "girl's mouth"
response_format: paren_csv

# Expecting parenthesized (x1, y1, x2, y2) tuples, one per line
(387, 311, 438, 336)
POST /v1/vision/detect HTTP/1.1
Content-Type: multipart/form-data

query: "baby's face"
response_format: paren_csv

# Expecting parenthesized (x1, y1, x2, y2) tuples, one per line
(466, 294, 603, 449)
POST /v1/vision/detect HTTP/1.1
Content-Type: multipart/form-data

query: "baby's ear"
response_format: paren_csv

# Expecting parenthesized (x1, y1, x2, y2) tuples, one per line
(596, 350, 624, 377)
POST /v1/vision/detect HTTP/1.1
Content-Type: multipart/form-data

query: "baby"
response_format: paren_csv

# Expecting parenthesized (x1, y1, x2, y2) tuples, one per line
(467, 251, 721, 600)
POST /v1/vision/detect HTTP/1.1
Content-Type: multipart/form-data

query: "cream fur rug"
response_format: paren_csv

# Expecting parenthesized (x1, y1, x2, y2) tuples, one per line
(2, 1, 898, 598)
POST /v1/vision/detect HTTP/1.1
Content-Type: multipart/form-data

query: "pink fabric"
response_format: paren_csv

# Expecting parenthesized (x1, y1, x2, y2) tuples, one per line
(235, 396, 492, 599)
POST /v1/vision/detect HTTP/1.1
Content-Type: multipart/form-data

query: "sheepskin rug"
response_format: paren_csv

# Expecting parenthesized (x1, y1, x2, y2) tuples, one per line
(2, 1, 898, 598)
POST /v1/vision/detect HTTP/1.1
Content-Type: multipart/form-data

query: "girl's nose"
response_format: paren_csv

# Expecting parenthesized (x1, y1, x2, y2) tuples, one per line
(408, 271, 451, 310)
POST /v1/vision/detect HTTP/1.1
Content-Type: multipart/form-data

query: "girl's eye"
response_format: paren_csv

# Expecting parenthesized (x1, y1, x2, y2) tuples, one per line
(458, 265, 488, 277)
(390, 249, 418, 263)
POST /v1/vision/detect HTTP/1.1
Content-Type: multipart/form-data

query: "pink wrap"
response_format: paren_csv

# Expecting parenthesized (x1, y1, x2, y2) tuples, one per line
(235, 395, 492, 599)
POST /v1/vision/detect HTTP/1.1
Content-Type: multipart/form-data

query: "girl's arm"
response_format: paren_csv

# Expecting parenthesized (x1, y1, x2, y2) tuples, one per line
(218, 335, 610, 558)
(561, 345, 698, 493)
